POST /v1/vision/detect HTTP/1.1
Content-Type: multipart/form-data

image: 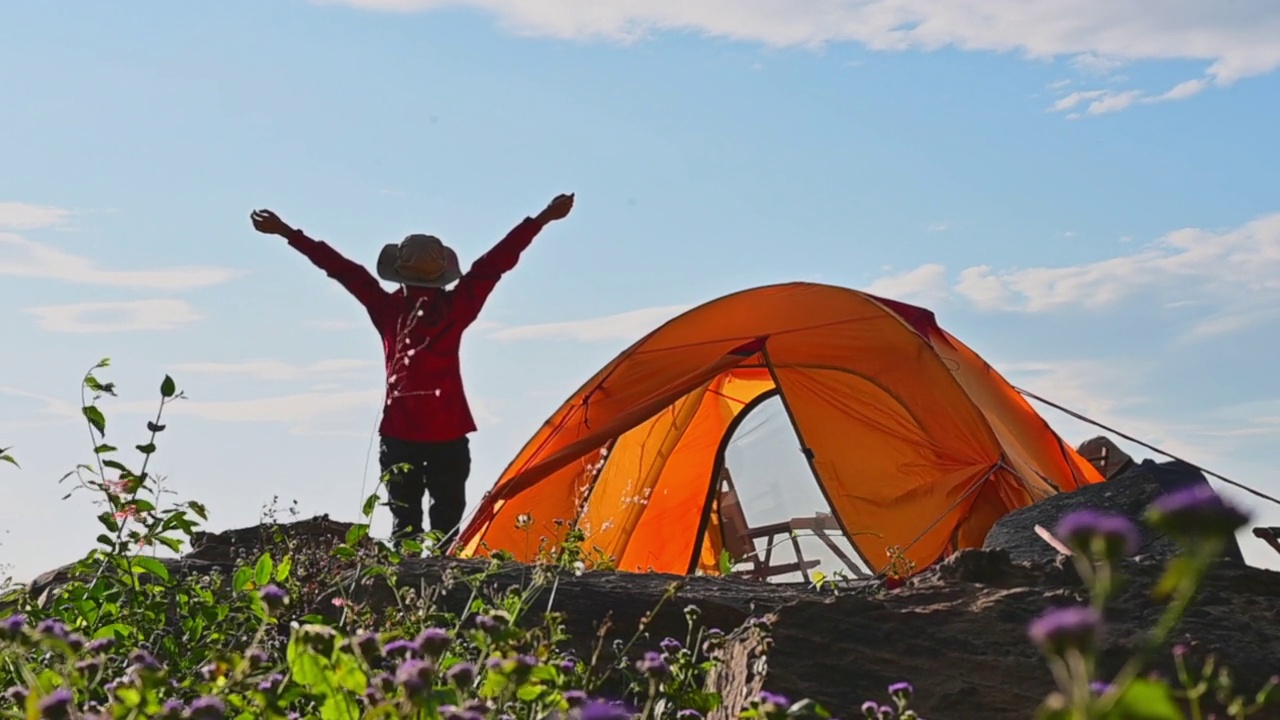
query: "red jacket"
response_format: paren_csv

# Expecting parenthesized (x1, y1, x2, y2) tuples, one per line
(286, 217, 546, 443)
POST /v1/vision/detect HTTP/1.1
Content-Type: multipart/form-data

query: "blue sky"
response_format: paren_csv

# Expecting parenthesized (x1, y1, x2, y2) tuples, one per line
(3, 1, 1280, 580)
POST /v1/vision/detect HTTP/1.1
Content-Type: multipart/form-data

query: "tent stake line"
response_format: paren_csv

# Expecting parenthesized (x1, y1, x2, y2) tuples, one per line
(1014, 387, 1280, 508)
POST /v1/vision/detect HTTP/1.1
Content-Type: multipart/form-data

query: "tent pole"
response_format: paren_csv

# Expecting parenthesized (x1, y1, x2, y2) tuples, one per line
(759, 344, 877, 576)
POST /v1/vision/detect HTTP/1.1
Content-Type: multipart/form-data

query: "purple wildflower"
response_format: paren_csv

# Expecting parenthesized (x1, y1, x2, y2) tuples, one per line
(75, 657, 103, 677)
(560, 657, 579, 673)
(473, 614, 503, 636)
(371, 672, 396, 694)
(128, 649, 162, 674)
(86, 637, 115, 654)
(446, 662, 477, 689)
(416, 627, 453, 658)
(156, 699, 186, 720)
(258, 584, 289, 612)
(1, 614, 26, 641)
(36, 618, 68, 640)
(442, 707, 483, 720)
(1056, 510, 1141, 559)
(1090, 681, 1112, 695)
(755, 691, 790, 712)
(383, 638, 419, 659)
(395, 658, 436, 697)
(578, 700, 634, 720)
(257, 673, 285, 694)
(511, 654, 538, 684)
(65, 633, 86, 653)
(659, 637, 683, 655)
(876, 705, 896, 720)
(244, 647, 269, 669)
(188, 695, 227, 720)
(1028, 605, 1103, 656)
(38, 689, 74, 720)
(636, 651, 669, 679)
(888, 681, 913, 699)
(353, 632, 383, 665)
(677, 710, 704, 720)
(1147, 484, 1251, 541)
(564, 690, 590, 708)
(5, 686, 30, 704)
(861, 701, 880, 718)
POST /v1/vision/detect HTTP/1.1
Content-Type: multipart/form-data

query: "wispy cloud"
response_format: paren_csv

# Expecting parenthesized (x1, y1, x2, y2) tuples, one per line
(0, 233, 239, 289)
(488, 304, 690, 342)
(864, 263, 949, 305)
(316, 0, 1280, 114)
(172, 359, 380, 382)
(0, 202, 76, 230)
(25, 299, 204, 333)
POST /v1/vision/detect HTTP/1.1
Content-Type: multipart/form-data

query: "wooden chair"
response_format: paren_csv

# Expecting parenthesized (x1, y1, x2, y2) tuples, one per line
(716, 469, 870, 582)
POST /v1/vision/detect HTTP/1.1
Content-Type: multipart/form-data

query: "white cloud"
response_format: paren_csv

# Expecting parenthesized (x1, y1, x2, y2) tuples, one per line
(488, 304, 691, 342)
(1048, 78, 1212, 116)
(25, 299, 203, 333)
(172, 359, 379, 382)
(316, 0, 1280, 113)
(0, 202, 76, 230)
(0, 233, 239, 289)
(0, 387, 78, 421)
(997, 358, 1222, 464)
(863, 263, 949, 305)
(949, 212, 1280, 315)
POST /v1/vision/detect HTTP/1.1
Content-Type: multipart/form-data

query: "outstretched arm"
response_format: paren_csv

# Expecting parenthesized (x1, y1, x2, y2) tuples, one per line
(453, 193, 575, 322)
(251, 209, 392, 318)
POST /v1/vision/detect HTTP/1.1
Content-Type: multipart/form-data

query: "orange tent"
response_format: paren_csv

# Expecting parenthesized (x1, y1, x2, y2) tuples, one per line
(456, 283, 1103, 577)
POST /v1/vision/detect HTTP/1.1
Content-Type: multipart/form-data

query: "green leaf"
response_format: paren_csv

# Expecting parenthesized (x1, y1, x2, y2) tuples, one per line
(254, 553, 275, 587)
(132, 556, 170, 582)
(130, 499, 156, 513)
(1107, 678, 1185, 719)
(156, 535, 183, 553)
(135, 443, 157, 455)
(102, 460, 132, 473)
(331, 545, 357, 559)
(0, 450, 17, 469)
(147, 421, 166, 433)
(94, 623, 133, 641)
(516, 683, 547, 702)
(96, 533, 115, 549)
(362, 493, 380, 517)
(320, 694, 360, 720)
(345, 524, 369, 547)
(189, 501, 208, 520)
(233, 566, 253, 593)
(1153, 555, 1198, 602)
(93, 444, 118, 454)
(82, 406, 107, 436)
(275, 554, 293, 582)
(160, 375, 177, 398)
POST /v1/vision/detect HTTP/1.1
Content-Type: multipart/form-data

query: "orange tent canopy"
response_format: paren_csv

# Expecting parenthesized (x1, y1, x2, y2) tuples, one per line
(456, 283, 1103, 577)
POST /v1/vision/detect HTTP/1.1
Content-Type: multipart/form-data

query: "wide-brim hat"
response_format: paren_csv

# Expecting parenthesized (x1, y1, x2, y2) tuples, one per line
(376, 234, 462, 288)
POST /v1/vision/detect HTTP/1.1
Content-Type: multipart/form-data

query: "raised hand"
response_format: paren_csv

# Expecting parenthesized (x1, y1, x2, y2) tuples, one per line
(536, 193, 575, 224)
(250, 209, 294, 237)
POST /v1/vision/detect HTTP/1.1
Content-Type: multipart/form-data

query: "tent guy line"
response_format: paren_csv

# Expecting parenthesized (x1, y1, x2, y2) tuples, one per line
(1015, 387, 1280, 509)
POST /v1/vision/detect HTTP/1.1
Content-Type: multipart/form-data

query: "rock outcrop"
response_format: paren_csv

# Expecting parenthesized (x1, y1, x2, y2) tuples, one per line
(983, 459, 1247, 565)
(16, 505, 1280, 719)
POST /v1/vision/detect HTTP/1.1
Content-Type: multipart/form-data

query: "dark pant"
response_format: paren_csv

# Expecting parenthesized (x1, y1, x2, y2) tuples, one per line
(379, 435, 471, 550)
